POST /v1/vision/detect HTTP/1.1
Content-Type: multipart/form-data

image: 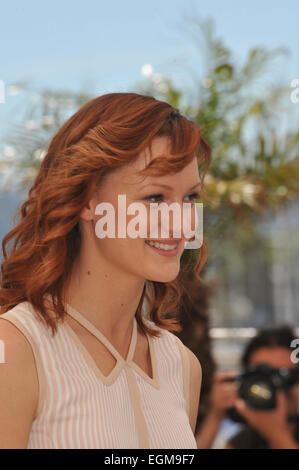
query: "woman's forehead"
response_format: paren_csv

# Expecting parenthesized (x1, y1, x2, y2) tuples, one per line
(100, 137, 171, 182)
(135, 136, 173, 169)
(96, 135, 198, 192)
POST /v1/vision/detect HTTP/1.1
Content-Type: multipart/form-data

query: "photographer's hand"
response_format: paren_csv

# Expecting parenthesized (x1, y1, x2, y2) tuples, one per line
(196, 371, 238, 449)
(235, 391, 299, 449)
(210, 372, 238, 419)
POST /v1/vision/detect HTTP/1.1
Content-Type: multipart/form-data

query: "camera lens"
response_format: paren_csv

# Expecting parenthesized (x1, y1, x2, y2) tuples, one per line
(238, 365, 278, 410)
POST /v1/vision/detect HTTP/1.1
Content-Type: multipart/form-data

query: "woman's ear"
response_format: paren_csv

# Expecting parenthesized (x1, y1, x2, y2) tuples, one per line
(79, 197, 97, 222)
(79, 206, 93, 221)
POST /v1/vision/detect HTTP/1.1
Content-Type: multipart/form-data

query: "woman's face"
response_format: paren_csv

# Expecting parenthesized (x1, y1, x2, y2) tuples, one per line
(80, 136, 201, 283)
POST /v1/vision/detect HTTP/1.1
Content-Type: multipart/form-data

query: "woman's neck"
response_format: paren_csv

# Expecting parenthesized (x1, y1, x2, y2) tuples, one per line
(64, 253, 146, 343)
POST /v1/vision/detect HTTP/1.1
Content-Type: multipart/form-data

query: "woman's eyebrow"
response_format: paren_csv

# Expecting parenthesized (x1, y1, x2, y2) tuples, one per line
(142, 182, 201, 191)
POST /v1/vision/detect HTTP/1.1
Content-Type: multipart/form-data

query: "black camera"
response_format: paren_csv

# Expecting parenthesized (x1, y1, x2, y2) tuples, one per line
(225, 363, 299, 423)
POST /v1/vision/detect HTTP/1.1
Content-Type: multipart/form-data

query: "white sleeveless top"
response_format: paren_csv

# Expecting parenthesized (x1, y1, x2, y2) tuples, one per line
(0, 300, 197, 449)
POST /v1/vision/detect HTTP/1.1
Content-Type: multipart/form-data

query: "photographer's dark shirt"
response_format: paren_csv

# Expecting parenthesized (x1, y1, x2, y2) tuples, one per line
(227, 419, 299, 449)
(227, 424, 269, 449)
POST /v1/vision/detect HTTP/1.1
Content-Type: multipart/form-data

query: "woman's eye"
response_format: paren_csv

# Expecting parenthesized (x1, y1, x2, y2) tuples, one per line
(143, 192, 200, 203)
(185, 192, 200, 202)
(143, 194, 163, 203)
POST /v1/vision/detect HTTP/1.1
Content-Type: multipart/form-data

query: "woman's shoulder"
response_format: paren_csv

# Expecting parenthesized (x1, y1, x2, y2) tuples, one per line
(144, 318, 192, 349)
(143, 317, 198, 364)
(0, 299, 55, 342)
(0, 301, 36, 325)
(0, 303, 36, 350)
(143, 317, 178, 342)
(0, 310, 39, 444)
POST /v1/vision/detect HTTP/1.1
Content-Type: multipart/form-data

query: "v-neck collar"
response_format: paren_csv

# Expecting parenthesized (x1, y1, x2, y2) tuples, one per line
(62, 302, 160, 389)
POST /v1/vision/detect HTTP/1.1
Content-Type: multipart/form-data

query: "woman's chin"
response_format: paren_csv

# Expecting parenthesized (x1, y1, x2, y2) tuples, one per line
(146, 268, 179, 283)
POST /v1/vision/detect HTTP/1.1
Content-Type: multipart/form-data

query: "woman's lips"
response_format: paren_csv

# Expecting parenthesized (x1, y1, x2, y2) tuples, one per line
(145, 239, 181, 257)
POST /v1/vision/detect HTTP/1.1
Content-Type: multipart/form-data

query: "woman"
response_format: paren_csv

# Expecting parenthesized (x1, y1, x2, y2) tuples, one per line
(0, 92, 211, 449)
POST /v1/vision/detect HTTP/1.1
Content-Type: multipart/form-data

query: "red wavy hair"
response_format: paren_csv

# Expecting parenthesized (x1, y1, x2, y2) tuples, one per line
(0, 92, 212, 338)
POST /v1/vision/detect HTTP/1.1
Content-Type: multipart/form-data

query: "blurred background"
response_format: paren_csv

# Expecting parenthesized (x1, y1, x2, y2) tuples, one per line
(0, 0, 299, 447)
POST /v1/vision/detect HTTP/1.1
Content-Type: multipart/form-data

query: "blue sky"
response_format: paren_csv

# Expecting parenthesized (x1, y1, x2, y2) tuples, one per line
(1, 1, 298, 88)
(0, 0, 298, 141)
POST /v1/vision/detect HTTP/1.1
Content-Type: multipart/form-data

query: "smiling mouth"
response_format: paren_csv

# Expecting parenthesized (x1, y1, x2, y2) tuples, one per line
(145, 240, 180, 251)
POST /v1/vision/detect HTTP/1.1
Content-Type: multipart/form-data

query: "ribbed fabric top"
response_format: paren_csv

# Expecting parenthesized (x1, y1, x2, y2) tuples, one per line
(0, 300, 197, 449)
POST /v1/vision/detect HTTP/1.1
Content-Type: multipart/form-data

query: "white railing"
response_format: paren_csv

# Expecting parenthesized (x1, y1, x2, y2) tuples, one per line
(209, 327, 299, 339)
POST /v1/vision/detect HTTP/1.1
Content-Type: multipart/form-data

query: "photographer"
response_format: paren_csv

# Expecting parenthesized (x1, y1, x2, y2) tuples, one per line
(226, 326, 299, 449)
(195, 326, 299, 449)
